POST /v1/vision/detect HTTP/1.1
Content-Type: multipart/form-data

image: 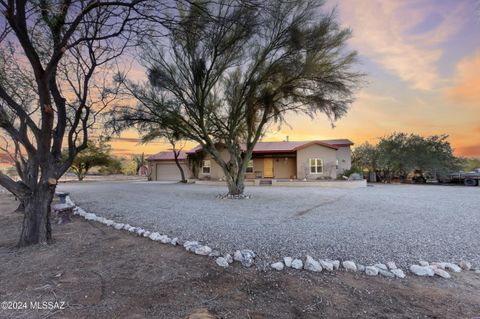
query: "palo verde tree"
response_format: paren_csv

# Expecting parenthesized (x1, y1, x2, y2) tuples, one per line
(0, 0, 156, 246)
(111, 0, 363, 195)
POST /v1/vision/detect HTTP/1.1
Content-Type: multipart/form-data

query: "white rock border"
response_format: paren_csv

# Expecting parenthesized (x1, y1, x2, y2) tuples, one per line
(66, 196, 479, 279)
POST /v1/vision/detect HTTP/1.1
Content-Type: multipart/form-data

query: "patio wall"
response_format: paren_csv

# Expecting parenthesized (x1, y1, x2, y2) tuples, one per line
(191, 179, 367, 188)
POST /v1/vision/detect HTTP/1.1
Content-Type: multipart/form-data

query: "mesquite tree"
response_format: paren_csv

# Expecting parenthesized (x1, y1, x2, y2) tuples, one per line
(0, 0, 154, 246)
(111, 0, 363, 195)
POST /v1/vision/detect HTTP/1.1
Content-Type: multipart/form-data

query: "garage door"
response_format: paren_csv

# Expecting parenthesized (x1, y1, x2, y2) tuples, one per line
(155, 162, 187, 181)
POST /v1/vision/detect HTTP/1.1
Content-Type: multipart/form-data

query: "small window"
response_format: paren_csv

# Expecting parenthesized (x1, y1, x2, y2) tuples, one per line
(309, 158, 323, 174)
(246, 160, 254, 173)
(336, 159, 339, 169)
(202, 160, 211, 174)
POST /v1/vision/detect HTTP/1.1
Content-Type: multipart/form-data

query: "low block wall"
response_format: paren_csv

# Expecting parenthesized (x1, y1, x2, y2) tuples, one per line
(272, 179, 367, 188)
(191, 179, 366, 188)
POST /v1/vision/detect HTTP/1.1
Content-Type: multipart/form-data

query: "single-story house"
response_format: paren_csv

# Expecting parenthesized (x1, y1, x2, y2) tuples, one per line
(147, 139, 353, 182)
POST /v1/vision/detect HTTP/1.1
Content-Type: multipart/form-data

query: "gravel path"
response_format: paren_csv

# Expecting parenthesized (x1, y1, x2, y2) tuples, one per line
(59, 181, 480, 268)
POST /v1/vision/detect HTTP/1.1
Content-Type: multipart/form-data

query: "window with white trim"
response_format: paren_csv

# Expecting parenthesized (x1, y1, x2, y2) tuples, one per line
(202, 160, 211, 174)
(309, 158, 323, 174)
(246, 160, 254, 173)
(336, 159, 339, 169)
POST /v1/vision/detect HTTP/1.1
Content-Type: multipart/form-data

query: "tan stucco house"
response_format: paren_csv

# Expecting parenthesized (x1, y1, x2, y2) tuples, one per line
(147, 139, 353, 182)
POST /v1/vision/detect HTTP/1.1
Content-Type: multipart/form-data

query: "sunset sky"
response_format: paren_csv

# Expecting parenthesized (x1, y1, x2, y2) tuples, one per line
(89, 0, 480, 158)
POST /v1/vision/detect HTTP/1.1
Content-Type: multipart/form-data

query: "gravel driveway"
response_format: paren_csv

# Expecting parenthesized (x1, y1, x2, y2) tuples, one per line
(59, 181, 480, 268)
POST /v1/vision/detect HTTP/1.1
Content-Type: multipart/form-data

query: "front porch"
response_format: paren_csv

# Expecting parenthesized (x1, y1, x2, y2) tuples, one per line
(245, 152, 297, 180)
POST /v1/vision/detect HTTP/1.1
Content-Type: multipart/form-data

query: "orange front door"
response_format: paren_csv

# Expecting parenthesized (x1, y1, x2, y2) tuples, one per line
(263, 158, 274, 178)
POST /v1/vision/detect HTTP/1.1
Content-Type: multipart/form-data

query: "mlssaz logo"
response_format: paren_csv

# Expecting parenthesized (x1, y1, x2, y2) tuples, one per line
(30, 301, 67, 310)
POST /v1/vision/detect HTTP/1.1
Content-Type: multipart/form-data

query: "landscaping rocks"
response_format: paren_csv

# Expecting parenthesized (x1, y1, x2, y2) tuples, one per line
(459, 260, 472, 271)
(365, 266, 378, 276)
(149, 232, 163, 241)
(215, 257, 229, 268)
(332, 260, 340, 270)
(291, 259, 303, 270)
(209, 250, 220, 257)
(195, 246, 212, 256)
(304, 255, 322, 272)
(378, 269, 395, 278)
(444, 263, 461, 273)
(234, 250, 256, 267)
(157, 235, 171, 244)
(374, 263, 388, 271)
(434, 268, 451, 279)
(225, 254, 233, 264)
(342, 261, 357, 272)
(271, 262, 284, 271)
(431, 262, 445, 270)
(184, 241, 200, 252)
(390, 268, 406, 279)
(65, 194, 472, 283)
(283, 257, 293, 268)
(113, 223, 124, 230)
(410, 265, 434, 277)
(319, 259, 334, 271)
(61, 182, 480, 271)
(387, 261, 397, 270)
(216, 193, 251, 200)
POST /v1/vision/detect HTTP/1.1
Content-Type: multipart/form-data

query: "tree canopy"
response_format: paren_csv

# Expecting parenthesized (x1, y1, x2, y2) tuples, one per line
(0, 0, 158, 246)
(110, 0, 363, 195)
(65, 139, 113, 181)
(353, 133, 462, 182)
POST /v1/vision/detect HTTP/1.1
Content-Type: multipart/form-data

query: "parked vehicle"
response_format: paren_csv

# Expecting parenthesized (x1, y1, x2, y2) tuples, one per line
(446, 169, 480, 186)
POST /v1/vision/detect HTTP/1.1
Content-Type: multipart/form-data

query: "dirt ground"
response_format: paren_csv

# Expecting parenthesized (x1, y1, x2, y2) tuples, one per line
(0, 193, 479, 319)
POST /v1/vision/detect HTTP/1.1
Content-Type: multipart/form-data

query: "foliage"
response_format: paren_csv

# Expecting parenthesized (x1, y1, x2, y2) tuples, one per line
(110, 0, 363, 195)
(65, 139, 113, 181)
(461, 157, 480, 172)
(132, 153, 146, 174)
(121, 160, 138, 175)
(354, 133, 461, 182)
(187, 149, 207, 179)
(352, 142, 378, 172)
(0, 0, 154, 246)
(342, 166, 363, 177)
(99, 156, 123, 175)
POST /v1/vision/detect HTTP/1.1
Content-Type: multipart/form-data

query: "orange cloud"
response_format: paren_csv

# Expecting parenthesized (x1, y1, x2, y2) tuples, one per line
(448, 52, 480, 107)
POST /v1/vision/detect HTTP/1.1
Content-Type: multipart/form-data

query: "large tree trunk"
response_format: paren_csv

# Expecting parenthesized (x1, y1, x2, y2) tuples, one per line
(18, 185, 55, 246)
(173, 153, 187, 183)
(226, 173, 245, 195)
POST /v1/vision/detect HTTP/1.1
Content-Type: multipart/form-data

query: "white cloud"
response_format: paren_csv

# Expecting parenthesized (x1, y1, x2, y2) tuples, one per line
(333, 0, 466, 90)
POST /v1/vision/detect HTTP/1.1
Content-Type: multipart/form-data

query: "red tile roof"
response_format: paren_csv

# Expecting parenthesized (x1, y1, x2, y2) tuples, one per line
(146, 150, 188, 161)
(185, 139, 353, 155)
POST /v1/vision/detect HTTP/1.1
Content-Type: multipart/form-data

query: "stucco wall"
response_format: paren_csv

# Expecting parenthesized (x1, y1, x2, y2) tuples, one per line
(245, 158, 264, 179)
(296, 145, 338, 179)
(273, 157, 297, 179)
(198, 148, 230, 180)
(335, 146, 352, 175)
